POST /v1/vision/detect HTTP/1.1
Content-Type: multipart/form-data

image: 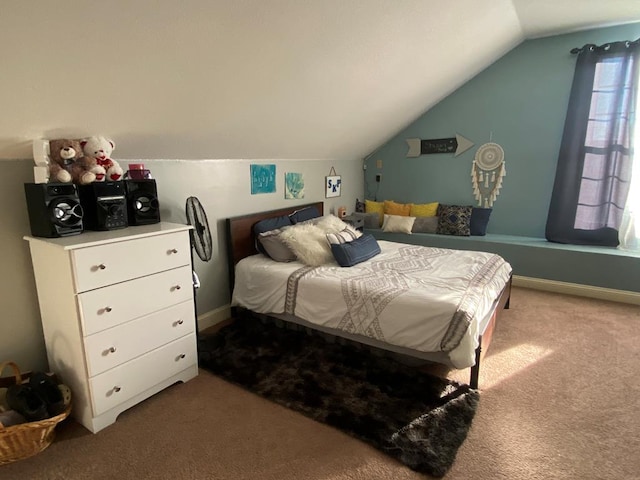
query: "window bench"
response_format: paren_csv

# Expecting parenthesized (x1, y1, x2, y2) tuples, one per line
(367, 230, 640, 297)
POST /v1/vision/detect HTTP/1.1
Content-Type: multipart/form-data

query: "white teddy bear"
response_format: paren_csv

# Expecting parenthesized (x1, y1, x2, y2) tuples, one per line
(80, 136, 124, 182)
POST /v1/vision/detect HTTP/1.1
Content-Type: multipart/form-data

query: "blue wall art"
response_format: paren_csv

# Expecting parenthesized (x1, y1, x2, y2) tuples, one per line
(250, 164, 276, 194)
(284, 172, 305, 199)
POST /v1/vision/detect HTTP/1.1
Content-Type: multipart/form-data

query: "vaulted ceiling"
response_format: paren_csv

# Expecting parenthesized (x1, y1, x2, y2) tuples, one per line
(2, 1, 640, 160)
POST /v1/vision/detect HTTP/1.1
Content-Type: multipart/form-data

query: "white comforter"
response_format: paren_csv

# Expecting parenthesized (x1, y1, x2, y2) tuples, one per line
(232, 240, 512, 368)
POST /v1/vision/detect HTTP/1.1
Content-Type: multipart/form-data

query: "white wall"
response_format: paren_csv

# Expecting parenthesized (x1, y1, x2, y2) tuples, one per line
(0, 1, 368, 371)
(2, 158, 363, 371)
(0, 1, 523, 161)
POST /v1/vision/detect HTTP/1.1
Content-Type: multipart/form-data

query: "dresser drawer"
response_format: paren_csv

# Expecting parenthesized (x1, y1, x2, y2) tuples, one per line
(90, 334, 197, 416)
(72, 231, 190, 292)
(78, 265, 193, 336)
(84, 300, 195, 377)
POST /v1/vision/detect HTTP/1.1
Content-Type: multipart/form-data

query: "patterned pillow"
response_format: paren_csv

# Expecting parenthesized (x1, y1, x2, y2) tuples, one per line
(326, 227, 362, 245)
(383, 200, 412, 216)
(436, 205, 473, 236)
(365, 200, 385, 227)
(410, 202, 439, 217)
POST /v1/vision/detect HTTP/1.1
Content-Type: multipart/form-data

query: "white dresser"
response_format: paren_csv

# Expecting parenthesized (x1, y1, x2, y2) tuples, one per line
(24, 222, 198, 433)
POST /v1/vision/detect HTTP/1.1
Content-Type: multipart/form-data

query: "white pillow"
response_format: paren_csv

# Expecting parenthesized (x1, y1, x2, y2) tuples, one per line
(278, 223, 335, 266)
(314, 214, 351, 233)
(382, 214, 415, 234)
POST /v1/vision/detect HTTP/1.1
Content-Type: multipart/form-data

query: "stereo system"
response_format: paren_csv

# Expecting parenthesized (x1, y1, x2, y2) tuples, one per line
(124, 179, 161, 226)
(24, 182, 84, 238)
(77, 181, 128, 231)
(25, 179, 161, 237)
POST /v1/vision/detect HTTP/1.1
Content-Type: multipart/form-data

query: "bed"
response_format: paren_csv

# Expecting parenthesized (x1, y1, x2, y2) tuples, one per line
(225, 202, 512, 389)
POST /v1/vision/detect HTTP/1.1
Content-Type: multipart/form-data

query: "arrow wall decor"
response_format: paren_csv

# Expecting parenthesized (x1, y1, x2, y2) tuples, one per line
(406, 134, 474, 158)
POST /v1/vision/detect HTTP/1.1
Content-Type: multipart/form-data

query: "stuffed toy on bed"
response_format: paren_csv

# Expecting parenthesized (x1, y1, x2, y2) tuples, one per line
(48, 138, 105, 185)
(81, 136, 123, 182)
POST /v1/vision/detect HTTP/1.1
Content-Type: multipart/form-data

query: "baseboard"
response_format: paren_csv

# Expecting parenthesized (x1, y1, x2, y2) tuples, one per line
(513, 275, 640, 305)
(197, 304, 232, 332)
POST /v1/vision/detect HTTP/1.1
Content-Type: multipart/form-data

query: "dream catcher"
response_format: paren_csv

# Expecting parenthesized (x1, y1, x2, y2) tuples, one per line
(471, 143, 506, 207)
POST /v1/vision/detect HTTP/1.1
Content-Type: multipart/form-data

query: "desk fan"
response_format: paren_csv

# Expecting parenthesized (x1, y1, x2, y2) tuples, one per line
(185, 197, 212, 344)
(185, 196, 213, 263)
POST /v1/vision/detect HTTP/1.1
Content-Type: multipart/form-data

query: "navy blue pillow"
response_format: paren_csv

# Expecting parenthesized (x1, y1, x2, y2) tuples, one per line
(470, 207, 492, 236)
(253, 215, 292, 255)
(330, 234, 381, 267)
(289, 206, 321, 224)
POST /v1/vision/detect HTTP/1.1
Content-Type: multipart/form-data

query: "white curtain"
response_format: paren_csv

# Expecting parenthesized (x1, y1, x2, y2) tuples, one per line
(619, 86, 640, 251)
(619, 155, 640, 250)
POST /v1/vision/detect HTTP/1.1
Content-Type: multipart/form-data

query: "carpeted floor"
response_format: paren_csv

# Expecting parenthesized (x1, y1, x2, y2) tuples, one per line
(0, 287, 639, 480)
(198, 317, 479, 477)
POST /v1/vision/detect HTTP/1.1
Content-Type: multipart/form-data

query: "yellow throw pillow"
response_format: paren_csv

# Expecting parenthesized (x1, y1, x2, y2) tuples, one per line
(384, 200, 412, 216)
(365, 200, 385, 227)
(410, 202, 439, 217)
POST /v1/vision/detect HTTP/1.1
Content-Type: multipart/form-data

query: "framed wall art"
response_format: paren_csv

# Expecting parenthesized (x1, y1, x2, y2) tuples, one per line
(325, 167, 341, 198)
(250, 164, 276, 195)
(285, 172, 305, 199)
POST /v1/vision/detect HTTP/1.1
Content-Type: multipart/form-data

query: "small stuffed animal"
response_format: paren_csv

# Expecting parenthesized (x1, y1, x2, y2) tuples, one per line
(48, 138, 105, 185)
(81, 136, 123, 181)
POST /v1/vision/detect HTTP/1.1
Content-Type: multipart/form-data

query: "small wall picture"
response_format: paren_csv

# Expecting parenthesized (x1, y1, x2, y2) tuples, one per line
(250, 164, 276, 194)
(285, 172, 305, 199)
(325, 175, 341, 198)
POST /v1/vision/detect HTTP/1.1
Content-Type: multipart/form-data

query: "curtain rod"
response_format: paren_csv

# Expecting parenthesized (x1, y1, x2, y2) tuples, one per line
(571, 38, 640, 54)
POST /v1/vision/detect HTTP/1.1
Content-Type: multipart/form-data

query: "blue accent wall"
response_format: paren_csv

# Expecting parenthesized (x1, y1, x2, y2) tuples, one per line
(365, 22, 640, 238)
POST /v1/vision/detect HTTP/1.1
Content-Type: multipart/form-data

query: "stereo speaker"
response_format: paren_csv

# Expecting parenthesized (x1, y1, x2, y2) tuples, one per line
(78, 181, 128, 231)
(124, 179, 161, 225)
(24, 182, 84, 237)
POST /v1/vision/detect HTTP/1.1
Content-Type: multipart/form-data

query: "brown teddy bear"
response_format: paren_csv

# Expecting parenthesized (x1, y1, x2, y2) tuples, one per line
(48, 139, 105, 185)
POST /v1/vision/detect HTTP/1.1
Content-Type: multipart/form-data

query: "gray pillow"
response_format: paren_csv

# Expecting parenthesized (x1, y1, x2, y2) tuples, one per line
(351, 212, 380, 229)
(412, 216, 438, 234)
(258, 229, 296, 262)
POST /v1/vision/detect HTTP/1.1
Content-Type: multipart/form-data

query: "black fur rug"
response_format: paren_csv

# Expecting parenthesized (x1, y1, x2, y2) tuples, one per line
(198, 317, 479, 477)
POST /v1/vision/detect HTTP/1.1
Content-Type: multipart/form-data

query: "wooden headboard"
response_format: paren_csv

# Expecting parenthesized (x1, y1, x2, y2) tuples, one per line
(225, 202, 324, 293)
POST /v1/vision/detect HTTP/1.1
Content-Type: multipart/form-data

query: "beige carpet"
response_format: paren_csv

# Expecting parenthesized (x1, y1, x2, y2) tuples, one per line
(1, 287, 639, 480)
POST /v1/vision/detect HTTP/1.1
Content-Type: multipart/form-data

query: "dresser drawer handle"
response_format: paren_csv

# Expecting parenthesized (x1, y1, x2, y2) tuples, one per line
(102, 346, 117, 356)
(178, 353, 186, 360)
(104, 306, 113, 313)
(113, 386, 121, 393)
(168, 248, 178, 254)
(174, 319, 184, 326)
(172, 285, 181, 291)
(97, 264, 106, 270)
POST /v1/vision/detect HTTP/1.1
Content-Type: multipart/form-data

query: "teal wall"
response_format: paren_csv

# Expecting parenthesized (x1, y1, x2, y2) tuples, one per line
(365, 22, 640, 238)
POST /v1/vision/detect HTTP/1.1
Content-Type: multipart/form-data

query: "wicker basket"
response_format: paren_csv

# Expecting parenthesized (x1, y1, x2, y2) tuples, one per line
(0, 361, 71, 466)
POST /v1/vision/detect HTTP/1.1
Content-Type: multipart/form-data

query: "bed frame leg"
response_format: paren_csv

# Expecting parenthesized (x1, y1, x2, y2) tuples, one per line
(469, 342, 482, 389)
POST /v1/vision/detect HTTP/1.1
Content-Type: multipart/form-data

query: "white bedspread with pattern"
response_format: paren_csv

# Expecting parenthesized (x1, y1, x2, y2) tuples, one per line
(232, 240, 512, 368)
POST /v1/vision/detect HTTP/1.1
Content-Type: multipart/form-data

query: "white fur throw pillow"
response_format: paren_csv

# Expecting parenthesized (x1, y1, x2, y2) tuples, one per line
(278, 223, 335, 266)
(382, 214, 415, 234)
(314, 214, 351, 233)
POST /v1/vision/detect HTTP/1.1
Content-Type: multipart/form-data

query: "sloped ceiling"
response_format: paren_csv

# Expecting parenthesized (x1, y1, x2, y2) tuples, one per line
(1, 0, 639, 161)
